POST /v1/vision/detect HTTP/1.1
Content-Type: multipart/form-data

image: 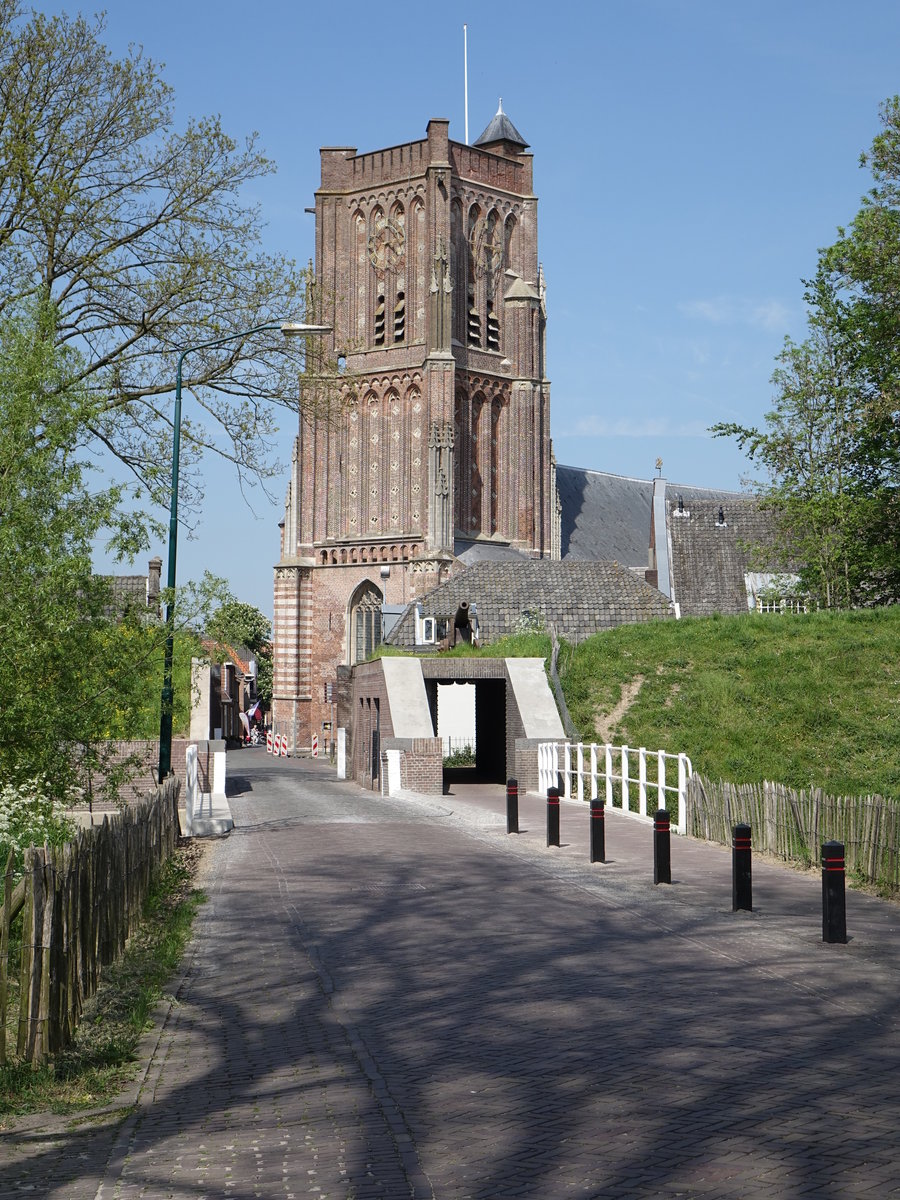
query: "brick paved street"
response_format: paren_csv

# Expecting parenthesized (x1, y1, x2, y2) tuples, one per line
(3, 752, 900, 1198)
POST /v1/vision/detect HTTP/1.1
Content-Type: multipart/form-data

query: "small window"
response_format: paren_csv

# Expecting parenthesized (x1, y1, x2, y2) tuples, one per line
(393, 291, 406, 342)
(422, 616, 436, 643)
(374, 295, 386, 346)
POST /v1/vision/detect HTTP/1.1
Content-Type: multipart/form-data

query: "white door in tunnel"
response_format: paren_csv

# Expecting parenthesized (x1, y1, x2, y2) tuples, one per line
(437, 682, 476, 756)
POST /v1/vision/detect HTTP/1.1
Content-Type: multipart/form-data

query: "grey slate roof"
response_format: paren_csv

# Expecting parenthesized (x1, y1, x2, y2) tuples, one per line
(385, 560, 673, 648)
(454, 539, 530, 566)
(474, 104, 529, 150)
(667, 497, 779, 616)
(558, 467, 653, 566)
(557, 466, 745, 567)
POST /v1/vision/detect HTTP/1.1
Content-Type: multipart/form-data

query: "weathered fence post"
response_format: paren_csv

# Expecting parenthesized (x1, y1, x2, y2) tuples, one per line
(732, 823, 752, 911)
(822, 840, 848, 944)
(506, 778, 519, 835)
(590, 799, 606, 863)
(653, 809, 671, 884)
(547, 787, 560, 847)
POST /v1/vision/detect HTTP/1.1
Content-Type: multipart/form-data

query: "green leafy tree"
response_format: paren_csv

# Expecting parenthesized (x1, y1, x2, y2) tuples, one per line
(0, 301, 207, 802)
(0, 2, 341, 544)
(207, 599, 273, 707)
(207, 602, 272, 654)
(715, 99, 900, 607)
(713, 276, 865, 607)
(0, 302, 132, 794)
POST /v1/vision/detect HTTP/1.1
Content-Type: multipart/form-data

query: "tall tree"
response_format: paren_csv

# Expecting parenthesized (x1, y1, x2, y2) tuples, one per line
(0, 301, 149, 795)
(713, 276, 866, 607)
(0, 2, 337, 543)
(716, 99, 900, 607)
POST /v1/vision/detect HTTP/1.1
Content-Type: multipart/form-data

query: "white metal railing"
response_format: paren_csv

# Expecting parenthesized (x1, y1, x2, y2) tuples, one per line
(537, 742, 693, 835)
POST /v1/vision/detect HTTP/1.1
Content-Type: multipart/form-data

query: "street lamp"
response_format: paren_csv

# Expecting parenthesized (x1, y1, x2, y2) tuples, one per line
(157, 320, 332, 781)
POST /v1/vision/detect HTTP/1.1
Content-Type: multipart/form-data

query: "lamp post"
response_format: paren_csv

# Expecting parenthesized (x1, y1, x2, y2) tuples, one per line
(157, 320, 331, 781)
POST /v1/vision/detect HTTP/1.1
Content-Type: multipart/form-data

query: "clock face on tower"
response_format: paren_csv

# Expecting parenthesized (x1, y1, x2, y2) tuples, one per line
(367, 217, 405, 276)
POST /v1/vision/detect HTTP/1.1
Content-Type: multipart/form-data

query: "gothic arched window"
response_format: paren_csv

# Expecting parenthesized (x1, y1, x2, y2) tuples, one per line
(348, 580, 384, 664)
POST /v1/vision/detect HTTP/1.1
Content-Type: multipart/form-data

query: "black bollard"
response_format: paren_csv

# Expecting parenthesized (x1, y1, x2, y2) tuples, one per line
(653, 809, 671, 885)
(547, 787, 561, 847)
(732, 823, 752, 911)
(590, 798, 606, 863)
(821, 840, 848, 944)
(506, 778, 519, 835)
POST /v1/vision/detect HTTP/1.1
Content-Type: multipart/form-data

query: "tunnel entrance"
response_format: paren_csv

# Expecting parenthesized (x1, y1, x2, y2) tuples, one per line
(433, 678, 507, 791)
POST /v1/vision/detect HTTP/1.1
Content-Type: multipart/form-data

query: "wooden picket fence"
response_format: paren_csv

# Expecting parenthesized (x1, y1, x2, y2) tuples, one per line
(687, 775, 900, 891)
(0, 777, 180, 1066)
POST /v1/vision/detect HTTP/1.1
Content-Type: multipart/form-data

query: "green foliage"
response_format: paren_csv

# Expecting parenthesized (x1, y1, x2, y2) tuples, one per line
(714, 99, 900, 607)
(0, 302, 200, 800)
(0, 3, 342, 539)
(0, 779, 76, 873)
(205, 596, 273, 706)
(207, 601, 271, 653)
(443, 744, 476, 767)
(559, 609, 900, 798)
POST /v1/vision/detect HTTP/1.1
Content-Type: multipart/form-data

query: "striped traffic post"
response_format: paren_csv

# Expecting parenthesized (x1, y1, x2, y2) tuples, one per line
(589, 799, 605, 863)
(653, 809, 671, 884)
(547, 787, 560, 847)
(821, 841, 848, 944)
(506, 779, 519, 835)
(732, 823, 752, 911)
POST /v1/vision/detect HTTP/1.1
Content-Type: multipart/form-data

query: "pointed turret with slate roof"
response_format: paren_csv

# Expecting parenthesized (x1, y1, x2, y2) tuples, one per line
(473, 99, 530, 156)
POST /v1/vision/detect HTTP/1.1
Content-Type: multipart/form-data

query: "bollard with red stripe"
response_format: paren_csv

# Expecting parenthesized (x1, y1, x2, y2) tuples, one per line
(280, 734, 288, 757)
(590, 798, 606, 863)
(821, 840, 848, 944)
(506, 778, 519, 835)
(653, 808, 671, 884)
(266, 729, 273, 754)
(732, 822, 752, 911)
(547, 787, 560, 847)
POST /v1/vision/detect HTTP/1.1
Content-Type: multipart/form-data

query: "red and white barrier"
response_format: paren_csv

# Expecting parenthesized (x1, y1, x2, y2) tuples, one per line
(312, 733, 319, 758)
(266, 730, 273, 754)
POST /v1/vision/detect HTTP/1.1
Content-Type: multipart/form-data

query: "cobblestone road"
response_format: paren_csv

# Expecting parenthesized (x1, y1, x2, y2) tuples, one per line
(2, 753, 900, 1198)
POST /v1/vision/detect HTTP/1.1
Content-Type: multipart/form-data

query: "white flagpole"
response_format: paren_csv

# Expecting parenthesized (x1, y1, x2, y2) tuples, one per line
(464, 24, 469, 145)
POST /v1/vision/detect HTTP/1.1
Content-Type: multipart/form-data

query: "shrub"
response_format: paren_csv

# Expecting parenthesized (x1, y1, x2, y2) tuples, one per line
(0, 779, 76, 876)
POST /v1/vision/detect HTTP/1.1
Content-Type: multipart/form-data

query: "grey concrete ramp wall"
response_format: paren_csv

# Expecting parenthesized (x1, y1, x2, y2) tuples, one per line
(381, 658, 435, 738)
(505, 659, 565, 740)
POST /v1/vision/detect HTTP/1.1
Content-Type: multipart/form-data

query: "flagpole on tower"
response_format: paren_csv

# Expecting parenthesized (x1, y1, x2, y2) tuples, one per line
(464, 23, 469, 145)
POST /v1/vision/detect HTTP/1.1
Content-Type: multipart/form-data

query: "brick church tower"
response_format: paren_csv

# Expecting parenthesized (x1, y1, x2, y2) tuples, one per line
(272, 108, 558, 751)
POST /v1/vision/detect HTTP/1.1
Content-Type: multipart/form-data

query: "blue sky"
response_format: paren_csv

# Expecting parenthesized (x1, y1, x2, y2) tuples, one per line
(68, 0, 900, 616)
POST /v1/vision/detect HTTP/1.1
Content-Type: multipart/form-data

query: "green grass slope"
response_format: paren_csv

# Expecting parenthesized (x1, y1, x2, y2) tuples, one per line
(559, 608, 900, 799)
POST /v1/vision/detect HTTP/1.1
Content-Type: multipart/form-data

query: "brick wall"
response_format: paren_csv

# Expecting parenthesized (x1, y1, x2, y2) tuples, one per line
(72, 738, 218, 813)
(381, 737, 443, 795)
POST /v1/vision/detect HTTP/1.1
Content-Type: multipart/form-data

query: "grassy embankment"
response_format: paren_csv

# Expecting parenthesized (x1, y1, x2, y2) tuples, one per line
(428, 608, 900, 800)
